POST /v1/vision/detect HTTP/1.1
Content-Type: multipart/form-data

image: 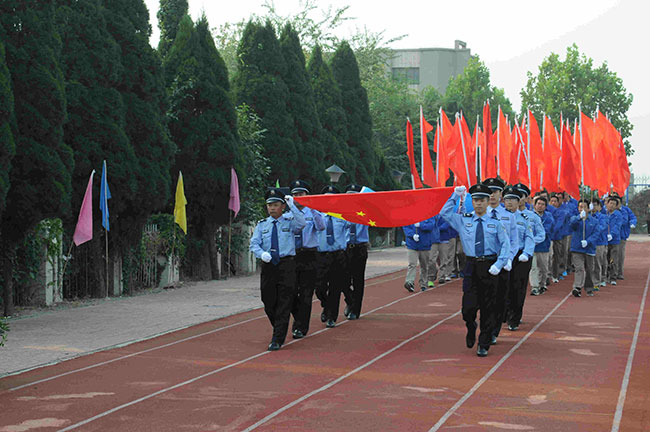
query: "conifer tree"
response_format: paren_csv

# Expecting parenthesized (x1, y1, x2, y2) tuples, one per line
(1, 0, 73, 315)
(157, 0, 188, 57)
(164, 14, 240, 279)
(279, 24, 326, 185)
(330, 41, 377, 186)
(0, 38, 14, 222)
(234, 21, 296, 185)
(307, 45, 354, 186)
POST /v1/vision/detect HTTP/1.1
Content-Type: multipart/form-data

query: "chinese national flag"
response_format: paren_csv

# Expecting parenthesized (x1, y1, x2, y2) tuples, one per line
(294, 187, 455, 227)
(406, 119, 424, 189)
(420, 107, 436, 187)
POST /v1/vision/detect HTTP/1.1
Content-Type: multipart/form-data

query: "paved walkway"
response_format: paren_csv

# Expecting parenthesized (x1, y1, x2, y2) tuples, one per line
(0, 247, 409, 377)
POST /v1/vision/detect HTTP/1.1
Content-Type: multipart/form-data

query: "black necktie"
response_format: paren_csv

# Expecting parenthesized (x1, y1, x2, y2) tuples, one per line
(271, 220, 280, 265)
(326, 216, 334, 245)
(475, 218, 485, 257)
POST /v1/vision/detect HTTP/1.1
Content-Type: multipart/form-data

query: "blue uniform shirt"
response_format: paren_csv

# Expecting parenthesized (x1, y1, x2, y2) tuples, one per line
(346, 222, 369, 245)
(488, 204, 519, 261)
(403, 216, 437, 251)
(534, 210, 555, 253)
(294, 207, 325, 249)
(522, 209, 545, 245)
(317, 215, 349, 252)
(606, 209, 623, 245)
(514, 210, 536, 258)
(250, 204, 306, 259)
(440, 192, 510, 270)
(592, 212, 608, 246)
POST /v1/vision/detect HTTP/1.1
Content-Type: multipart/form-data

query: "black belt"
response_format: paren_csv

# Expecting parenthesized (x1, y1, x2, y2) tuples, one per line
(296, 247, 317, 253)
(347, 242, 368, 249)
(467, 255, 497, 262)
(323, 250, 345, 255)
(279, 256, 294, 261)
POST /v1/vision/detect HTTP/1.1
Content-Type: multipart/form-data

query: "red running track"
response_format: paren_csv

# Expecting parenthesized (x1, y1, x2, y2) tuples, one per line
(1, 241, 649, 432)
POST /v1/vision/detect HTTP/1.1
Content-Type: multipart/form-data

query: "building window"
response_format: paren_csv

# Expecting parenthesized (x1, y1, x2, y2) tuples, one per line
(392, 67, 420, 84)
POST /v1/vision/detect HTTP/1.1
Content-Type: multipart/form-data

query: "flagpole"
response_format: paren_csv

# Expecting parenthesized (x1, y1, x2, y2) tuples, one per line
(578, 106, 584, 186)
(557, 113, 563, 186)
(496, 106, 501, 178)
(526, 111, 532, 189)
(105, 229, 109, 298)
(227, 210, 232, 279)
(436, 118, 440, 184)
(60, 241, 74, 295)
(475, 115, 480, 182)
(541, 112, 546, 189)
(458, 113, 471, 186)
(420, 106, 424, 185)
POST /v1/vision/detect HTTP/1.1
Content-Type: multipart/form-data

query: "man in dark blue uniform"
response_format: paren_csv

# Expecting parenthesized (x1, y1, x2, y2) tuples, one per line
(440, 184, 510, 357)
(250, 188, 306, 351)
(342, 184, 370, 320)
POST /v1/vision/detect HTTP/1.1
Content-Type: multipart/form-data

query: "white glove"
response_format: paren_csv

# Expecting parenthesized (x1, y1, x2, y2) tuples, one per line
(607, 234, 613, 241)
(589, 203, 594, 210)
(413, 234, 420, 242)
(489, 264, 500, 275)
(414, 222, 420, 228)
(261, 252, 272, 263)
(580, 210, 586, 219)
(518, 254, 529, 262)
(631, 224, 636, 229)
(581, 240, 588, 248)
(454, 185, 467, 195)
(504, 259, 512, 271)
(284, 195, 294, 206)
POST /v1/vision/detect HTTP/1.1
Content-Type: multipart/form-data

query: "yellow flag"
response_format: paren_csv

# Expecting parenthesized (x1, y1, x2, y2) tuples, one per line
(174, 171, 187, 234)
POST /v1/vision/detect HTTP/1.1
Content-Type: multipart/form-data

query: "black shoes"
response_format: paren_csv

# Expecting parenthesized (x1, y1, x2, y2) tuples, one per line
(466, 327, 476, 348)
(572, 288, 581, 297)
(404, 281, 415, 293)
(348, 313, 358, 320)
(490, 335, 497, 345)
(326, 319, 336, 328)
(508, 324, 518, 331)
(477, 346, 488, 357)
(268, 341, 281, 351)
(344, 304, 351, 318)
(320, 312, 327, 322)
(292, 329, 305, 339)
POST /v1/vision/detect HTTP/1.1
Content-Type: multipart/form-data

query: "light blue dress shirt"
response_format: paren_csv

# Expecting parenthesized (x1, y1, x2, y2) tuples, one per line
(250, 204, 306, 259)
(522, 208, 545, 245)
(294, 207, 325, 249)
(488, 204, 519, 261)
(317, 215, 349, 252)
(346, 223, 369, 245)
(514, 210, 535, 258)
(440, 192, 510, 270)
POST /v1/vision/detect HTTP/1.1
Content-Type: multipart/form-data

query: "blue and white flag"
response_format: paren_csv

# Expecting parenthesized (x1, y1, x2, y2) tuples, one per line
(100, 160, 111, 231)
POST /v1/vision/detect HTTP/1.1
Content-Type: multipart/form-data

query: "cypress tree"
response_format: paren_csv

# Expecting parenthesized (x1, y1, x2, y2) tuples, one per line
(0, 38, 14, 222)
(1, 0, 74, 315)
(157, 0, 188, 58)
(164, 14, 240, 279)
(103, 0, 175, 251)
(331, 41, 377, 186)
(233, 21, 296, 186)
(307, 45, 354, 186)
(279, 24, 326, 185)
(56, 0, 137, 296)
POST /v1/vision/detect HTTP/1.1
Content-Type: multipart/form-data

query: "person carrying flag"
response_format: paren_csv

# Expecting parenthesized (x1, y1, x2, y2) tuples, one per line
(569, 200, 599, 297)
(342, 184, 370, 320)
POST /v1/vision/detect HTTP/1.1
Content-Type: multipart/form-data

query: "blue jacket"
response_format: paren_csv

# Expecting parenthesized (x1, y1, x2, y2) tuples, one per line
(619, 206, 637, 240)
(403, 216, 436, 251)
(591, 212, 608, 246)
(559, 200, 578, 237)
(549, 206, 568, 241)
(569, 215, 599, 256)
(534, 210, 555, 253)
(606, 210, 623, 245)
(438, 218, 456, 242)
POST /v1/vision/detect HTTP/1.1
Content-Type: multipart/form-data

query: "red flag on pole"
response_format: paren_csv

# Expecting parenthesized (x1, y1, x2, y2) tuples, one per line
(420, 106, 436, 187)
(406, 119, 424, 189)
(483, 101, 496, 178)
(228, 167, 240, 218)
(437, 110, 453, 187)
(527, 110, 545, 193)
(543, 115, 560, 192)
(73, 171, 96, 246)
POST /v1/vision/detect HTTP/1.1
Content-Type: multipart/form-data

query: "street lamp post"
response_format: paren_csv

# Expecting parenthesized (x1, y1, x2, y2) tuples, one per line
(325, 164, 345, 184)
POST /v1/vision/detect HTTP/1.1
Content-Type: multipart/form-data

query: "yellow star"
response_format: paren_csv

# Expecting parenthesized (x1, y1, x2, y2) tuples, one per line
(326, 212, 346, 221)
(357, 211, 366, 217)
(368, 220, 377, 227)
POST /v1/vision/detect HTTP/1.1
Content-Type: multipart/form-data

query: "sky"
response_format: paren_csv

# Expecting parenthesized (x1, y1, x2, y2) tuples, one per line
(143, 0, 650, 180)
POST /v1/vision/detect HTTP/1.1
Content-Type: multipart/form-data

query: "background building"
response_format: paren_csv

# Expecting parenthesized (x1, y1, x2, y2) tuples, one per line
(387, 40, 472, 93)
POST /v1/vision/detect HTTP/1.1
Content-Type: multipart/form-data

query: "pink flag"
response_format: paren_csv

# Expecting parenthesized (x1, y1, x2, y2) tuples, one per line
(228, 167, 240, 218)
(73, 170, 95, 246)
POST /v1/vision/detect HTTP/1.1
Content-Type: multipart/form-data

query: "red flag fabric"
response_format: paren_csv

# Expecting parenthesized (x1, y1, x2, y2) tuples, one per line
(73, 170, 95, 246)
(483, 102, 496, 179)
(228, 167, 240, 218)
(448, 114, 475, 186)
(472, 117, 485, 181)
(437, 110, 453, 187)
(514, 124, 530, 187)
(559, 121, 580, 198)
(406, 119, 424, 189)
(579, 112, 598, 190)
(527, 111, 545, 193)
(420, 107, 436, 187)
(614, 131, 630, 195)
(294, 187, 454, 228)
(496, 107, 511, 181)
(543, 116, 560, 192)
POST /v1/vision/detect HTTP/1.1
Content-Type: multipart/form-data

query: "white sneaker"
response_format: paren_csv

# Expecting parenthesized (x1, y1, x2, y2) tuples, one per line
(445, 276, 452, 282)
(552, 278, 559, 284)
(600, 281, 606, 287)
(610, 280, 617, 286)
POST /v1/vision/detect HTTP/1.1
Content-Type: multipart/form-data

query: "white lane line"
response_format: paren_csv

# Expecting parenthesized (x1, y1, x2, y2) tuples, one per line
(241, 311, 462, 431)
(9, 272, 406, 392)
(55, 277, 456, 431)
(611, 268, 650, 432)
(428, 291, 572, 432)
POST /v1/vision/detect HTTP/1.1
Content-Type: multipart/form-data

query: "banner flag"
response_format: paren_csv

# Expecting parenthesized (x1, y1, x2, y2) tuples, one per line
(99, 160, 111, 231)
(174, 171, 188, 234)
(73, 170, 96, 246)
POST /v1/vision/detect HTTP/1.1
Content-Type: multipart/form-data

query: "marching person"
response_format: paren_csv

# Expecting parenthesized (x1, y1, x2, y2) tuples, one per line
(614, 195, 637, 280)
(438, 217, 457, 283)
(504, 186, 535, 331)
(316, 185, 349, 328)
(605, 196, 623, 285)
(249, 187, 306, 351)
(427, 215, 443, 289)
(343, 184, 370, 320)
(549, 194, 569, 283)
(530, 195, 554, 296)
(569, 199, 599, 297)
(289, 180, 325, 339)
(440, 183, 510, 357)
(402, 216, 436, 292)
(482, 178, 519, 344)
(590, 198, 608, 291)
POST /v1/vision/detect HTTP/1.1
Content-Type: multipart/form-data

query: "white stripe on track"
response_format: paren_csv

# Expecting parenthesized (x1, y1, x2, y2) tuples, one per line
(55, 276, 454, 431)
(241, 310, 462, 431)
(428, 291, 572, 432)
(10, 273, 406, 392)
(611, 268, 650, 432)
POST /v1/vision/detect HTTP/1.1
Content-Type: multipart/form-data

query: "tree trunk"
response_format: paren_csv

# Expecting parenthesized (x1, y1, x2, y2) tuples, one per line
(2, 246, 15, 317)
(207, 225, 220, 280)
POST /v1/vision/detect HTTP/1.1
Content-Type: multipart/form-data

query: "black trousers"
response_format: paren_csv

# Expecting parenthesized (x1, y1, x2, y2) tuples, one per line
(506, 252, 533, 327)
(345, 244, 368, 316)
(462, 258, 498, 350)
(316, 250, 348, 322)
(492, 267, 511, 338)
(291, 249, 318, 335)
(260, 258, 296, 345)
